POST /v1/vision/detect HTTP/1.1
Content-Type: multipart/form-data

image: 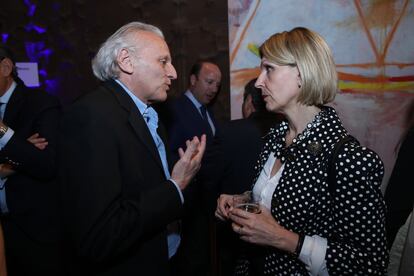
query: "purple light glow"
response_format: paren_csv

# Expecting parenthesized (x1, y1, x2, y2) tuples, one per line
(1, 34, 9, 43)
(24, 42, 54, 63)
(39, 69, 48, 77)
(25, 41, 45, 62)
(33, 25, 47, 34)
(24, 22, 47, 34)
(22, 0, 62, 96)
(24, 0, 37, 17)
(45, 79, 60, 95)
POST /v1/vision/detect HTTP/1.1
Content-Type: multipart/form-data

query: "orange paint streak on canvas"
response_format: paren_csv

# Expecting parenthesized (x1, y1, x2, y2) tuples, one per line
(337, 62, 414, 69)
(354, 0, 381, 64)
(354, 0, 409, 67)
(338, 72, 414, 83)
(231, 67, 261, 88)
(380, 0, 409, 63)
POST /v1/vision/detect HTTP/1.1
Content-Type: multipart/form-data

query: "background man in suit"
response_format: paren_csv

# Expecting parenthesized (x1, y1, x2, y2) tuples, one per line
(59, 22, 206, 276)
(0, 44, 63, 275)
(165, 60, 222, 159)
(163, 60, 222, 276)
(201, 78, 284, 275)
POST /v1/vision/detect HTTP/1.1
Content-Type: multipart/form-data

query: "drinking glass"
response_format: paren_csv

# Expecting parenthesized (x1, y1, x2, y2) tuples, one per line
(232, 191, 261, 214)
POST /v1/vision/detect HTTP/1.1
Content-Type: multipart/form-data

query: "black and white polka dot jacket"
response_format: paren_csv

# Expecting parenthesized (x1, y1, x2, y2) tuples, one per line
(237, 106, 388, 275)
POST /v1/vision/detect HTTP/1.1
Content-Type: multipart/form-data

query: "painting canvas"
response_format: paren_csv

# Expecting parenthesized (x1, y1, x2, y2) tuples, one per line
(228, 0, 414, 188)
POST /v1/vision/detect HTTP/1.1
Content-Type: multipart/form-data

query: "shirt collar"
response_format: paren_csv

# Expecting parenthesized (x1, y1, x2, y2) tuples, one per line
(185, 90, 203, 109)
(114, 79, 148, 116)
(0, 81, 16, 104)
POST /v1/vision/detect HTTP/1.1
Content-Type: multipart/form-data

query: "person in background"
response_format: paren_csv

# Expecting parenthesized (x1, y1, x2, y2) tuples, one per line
(165, 60, 222, 158)
(0, 44, 63, 276)
(385, 99, 414, 249)
(216, 27, 388, 275)
(59, 21, 205, 276)
(200, 77, 283, 275)
(164, 60, 222, 276)
(385, 99, 414, 276)
(202, 78, 284, 198)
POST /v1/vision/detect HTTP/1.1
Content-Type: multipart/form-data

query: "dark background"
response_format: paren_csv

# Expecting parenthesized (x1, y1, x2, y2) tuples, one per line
(1, 0, 230, 121)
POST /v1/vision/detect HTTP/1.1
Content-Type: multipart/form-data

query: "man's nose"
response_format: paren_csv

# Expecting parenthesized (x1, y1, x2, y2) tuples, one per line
(210, 83, 219, 93)
(167, 63, 177, 80)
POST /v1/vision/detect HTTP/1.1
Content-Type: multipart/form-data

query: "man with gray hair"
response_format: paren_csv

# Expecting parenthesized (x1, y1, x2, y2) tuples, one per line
(59, 21, 206, 275)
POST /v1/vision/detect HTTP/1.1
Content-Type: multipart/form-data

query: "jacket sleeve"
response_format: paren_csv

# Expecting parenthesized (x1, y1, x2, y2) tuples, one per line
(326, 145, 388, 275)
(0, 95, 60, 180)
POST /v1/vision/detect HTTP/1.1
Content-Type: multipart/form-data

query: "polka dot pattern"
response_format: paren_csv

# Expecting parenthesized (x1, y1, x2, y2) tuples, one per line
(235, 106, 388, 275)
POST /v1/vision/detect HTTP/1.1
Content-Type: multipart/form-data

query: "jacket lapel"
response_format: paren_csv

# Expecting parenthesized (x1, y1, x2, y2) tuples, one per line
(104, 80, 165, 171)
(182, 95, 214, 138)
(3, 83, 25, 124)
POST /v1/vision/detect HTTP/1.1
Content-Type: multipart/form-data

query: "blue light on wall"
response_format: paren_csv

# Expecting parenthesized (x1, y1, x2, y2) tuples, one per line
(1, 33, 9, 43)
(20, 0, 60, 94)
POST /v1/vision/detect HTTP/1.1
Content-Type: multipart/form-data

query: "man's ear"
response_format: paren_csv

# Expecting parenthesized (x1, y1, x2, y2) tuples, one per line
(242, 94, 255, 118)
(246, 94, 256, 112)
(117, 49, 134, 74)
(190, 74, 197, 86)
(0, 58, 13, 77)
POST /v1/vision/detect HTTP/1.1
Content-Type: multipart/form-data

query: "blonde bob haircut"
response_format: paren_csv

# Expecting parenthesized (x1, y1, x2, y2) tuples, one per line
(259, 27, 337, 106)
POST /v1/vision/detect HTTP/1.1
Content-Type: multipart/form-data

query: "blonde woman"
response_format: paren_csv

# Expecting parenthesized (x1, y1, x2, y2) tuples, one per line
(216, 27, 388, 275)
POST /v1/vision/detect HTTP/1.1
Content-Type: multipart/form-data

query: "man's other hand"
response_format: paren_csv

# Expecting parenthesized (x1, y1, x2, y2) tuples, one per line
(27, 133, 48, 150)
(171, 134, 207, 190)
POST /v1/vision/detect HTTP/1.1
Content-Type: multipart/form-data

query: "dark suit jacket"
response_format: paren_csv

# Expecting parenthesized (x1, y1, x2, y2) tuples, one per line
(0, 81, 61, 243)
(163, 94, 216, 161)
(159, 94, 218, 213)
(59, 80, 183, 276)
(200, 112, 283, 208)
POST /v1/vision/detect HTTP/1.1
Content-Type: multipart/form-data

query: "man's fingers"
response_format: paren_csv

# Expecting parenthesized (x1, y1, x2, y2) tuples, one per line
(178, 147, 185, 158)
(30, 138, 46, 143)
(27, 133, 39, 140)
(37, 142, 48, 150)
(198, 134, 207, 154)
(190, 134, 206, 161)
(181, 136, 201, 160)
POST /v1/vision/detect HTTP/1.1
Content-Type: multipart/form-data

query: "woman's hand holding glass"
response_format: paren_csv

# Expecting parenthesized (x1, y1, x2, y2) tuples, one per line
(215, 192, 298, 252)
(229, 206, 298, 253)
(215, 191, 259, 221)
